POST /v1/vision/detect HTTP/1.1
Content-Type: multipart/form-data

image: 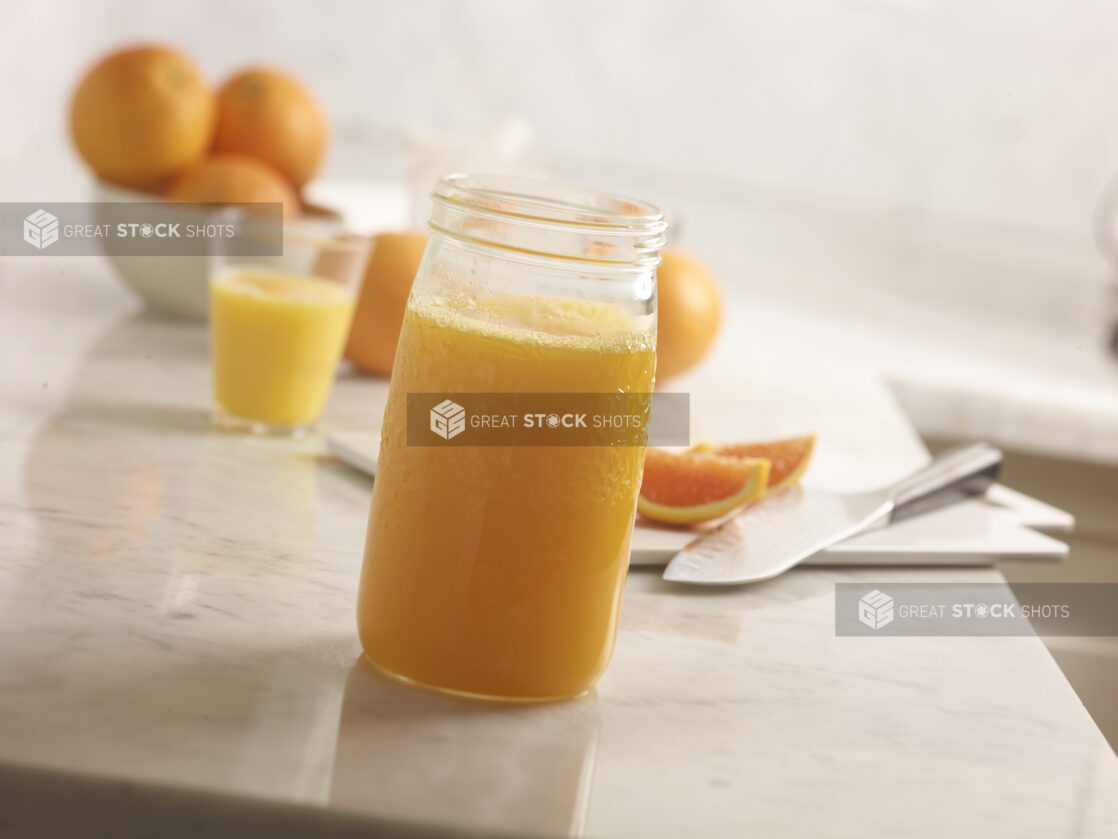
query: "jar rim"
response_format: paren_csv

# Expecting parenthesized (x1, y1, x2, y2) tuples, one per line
(430, 174, 667, 267)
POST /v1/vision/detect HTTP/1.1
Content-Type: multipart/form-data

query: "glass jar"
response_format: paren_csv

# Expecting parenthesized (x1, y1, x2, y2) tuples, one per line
(357, 175, 666, 701)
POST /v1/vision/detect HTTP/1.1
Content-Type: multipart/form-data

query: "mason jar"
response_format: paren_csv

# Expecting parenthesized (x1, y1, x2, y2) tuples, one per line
(357, 174, 666, 701)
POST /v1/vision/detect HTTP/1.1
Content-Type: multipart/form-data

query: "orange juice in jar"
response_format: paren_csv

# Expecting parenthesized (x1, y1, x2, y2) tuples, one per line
(357, 176, 666, 701)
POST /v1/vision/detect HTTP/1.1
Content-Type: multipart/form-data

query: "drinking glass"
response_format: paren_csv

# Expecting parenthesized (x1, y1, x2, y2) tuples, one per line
(209, 219, 367, 437)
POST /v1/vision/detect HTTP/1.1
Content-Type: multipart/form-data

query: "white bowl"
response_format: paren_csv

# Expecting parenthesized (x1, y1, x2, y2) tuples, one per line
(92, 181, 344, 320)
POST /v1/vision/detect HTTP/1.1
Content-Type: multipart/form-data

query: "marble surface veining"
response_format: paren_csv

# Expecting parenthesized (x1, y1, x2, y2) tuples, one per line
(0, 263, 1115, 838)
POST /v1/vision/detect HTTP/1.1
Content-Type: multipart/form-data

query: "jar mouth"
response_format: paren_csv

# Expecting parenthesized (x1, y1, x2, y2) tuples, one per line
(430, 174, 668, 267)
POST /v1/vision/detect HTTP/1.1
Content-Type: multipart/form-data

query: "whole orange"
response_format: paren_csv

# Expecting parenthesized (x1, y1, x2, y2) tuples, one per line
(164, 154, 300, 217)
(214, 68, 328, 189)
(655, 248, 722, 381)
(70, 45, 215, 189)
(345, 232, 429, 376)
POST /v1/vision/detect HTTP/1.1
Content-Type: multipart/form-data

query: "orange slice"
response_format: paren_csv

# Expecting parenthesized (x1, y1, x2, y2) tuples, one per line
(637, 449, 770, 525)
(693, 434, 816, 495)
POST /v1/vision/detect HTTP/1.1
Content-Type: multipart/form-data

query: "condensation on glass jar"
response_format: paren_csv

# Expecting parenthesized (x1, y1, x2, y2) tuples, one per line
(357, 175, 667, 702)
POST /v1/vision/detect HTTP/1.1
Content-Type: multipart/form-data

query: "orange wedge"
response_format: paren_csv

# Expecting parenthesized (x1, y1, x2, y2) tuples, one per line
(637, 449, 770, 525)
(693, 434, 816, 496)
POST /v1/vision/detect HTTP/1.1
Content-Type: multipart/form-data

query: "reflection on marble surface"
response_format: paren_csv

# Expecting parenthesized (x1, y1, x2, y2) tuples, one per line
(2, 271, 1117, 838)
(331, 658, 598, 836)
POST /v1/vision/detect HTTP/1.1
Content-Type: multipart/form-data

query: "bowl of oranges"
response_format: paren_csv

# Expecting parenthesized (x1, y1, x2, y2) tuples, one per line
(70, 45, 725, 384)
(71, 44, 335, 319)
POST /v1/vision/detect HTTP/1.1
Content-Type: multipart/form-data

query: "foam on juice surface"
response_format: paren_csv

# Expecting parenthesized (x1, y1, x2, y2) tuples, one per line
(215, 269, 352, 306)
(409, 293, 655, 355)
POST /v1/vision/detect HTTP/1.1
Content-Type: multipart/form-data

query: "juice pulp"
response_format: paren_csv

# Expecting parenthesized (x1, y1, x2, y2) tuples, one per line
(210, 270, 354, 429)
(357, 295, 655, 700)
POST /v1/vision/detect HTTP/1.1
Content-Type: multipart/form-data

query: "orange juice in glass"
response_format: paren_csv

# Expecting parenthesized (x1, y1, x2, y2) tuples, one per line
(209, 226, 367, 436)
(357, 176, 665, 701)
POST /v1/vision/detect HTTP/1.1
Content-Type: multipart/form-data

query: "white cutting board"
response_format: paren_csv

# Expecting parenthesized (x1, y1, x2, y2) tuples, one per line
(327, 431, 1071, 567)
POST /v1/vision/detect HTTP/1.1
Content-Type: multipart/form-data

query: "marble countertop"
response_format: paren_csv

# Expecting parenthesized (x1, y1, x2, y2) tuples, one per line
(1, 261, 1116, 838)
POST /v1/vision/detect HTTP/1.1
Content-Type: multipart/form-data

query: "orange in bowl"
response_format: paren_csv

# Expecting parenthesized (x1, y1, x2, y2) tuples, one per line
(70, 45, 216, 189)
(214, 67, 329, 190)
(165, 154, 300, 218)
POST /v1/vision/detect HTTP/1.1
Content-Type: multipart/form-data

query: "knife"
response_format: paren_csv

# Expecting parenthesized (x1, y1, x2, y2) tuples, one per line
(662, 442, 1004, 585)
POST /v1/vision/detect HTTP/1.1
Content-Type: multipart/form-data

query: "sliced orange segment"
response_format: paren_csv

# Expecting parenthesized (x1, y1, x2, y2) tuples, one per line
(692, 434, 815, 495)
(637, 449, 770, 525)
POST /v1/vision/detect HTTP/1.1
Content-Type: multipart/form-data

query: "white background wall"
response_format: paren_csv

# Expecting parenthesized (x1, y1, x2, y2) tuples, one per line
(3, 0, 1118, 241)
